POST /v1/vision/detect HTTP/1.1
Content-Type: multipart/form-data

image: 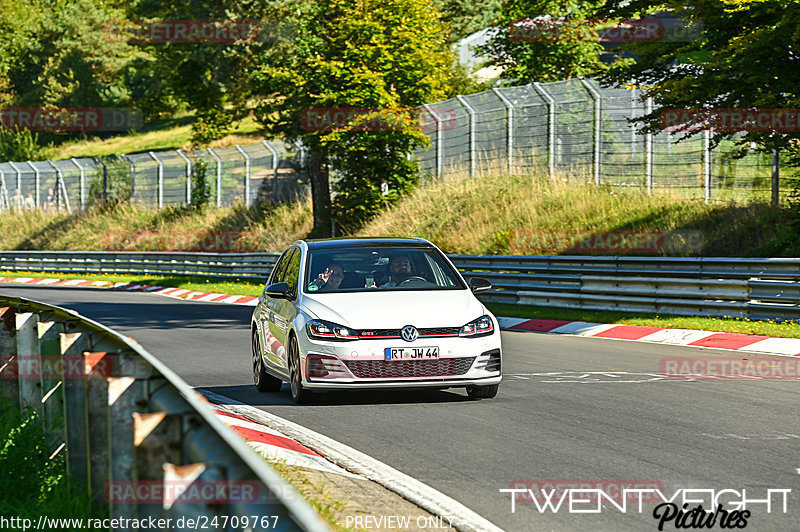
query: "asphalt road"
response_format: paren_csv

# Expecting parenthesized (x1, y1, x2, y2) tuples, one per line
(3, 285, 799, 531)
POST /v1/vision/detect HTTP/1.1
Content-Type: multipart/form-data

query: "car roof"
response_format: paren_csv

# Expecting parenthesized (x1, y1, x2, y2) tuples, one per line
(303, 237, 433, 251)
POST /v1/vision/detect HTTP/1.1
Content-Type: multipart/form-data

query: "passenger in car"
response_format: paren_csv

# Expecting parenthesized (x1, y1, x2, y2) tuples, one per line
(309, 262, 345, 291)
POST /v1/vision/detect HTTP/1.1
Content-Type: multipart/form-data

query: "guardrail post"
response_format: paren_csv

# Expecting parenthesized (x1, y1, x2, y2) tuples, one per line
(0, 307, 20, 408)
(84, 351, 115, 500)
(493, 88, 516, 176)
(262, 140, 280, 204)
(176, 150, 192, 207)
(61, 331, 91, 494)
(133, 411, 182, 520)
(645, 97, 654, 195)
(148, 151, 164, 209)
(26, 161, 40, 207)
(71, 158, 86, 210)
(533, 82, 555, 179)
(108, 375, 148, 523)
(772, 148, 780, 206)
(207, 148, 223, 208)
(38, 320, 65, 452)
(16, 312, 42, 417)
(581, 79, 602, 186)
(423, 104, 444, 178)
(455, 96, 477, 177)
(235, 145, 251, 207)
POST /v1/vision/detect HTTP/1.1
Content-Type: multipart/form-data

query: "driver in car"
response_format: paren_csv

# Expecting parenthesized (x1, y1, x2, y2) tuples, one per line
(379, 254, 414, 287)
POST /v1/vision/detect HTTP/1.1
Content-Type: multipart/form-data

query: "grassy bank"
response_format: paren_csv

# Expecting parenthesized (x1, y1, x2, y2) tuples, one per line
(0, 399, 105, 520)
(2, 173, 799, 256)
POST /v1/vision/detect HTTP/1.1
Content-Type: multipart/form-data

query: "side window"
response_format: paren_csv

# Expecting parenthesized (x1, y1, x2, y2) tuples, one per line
(283, 247, 302, 299)
(270, 249, 294, 285)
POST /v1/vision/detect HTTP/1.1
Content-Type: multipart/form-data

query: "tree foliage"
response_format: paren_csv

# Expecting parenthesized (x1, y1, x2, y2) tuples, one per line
(482, 0, 609, 83)
(597, 0, 800, 163)
(252, 0, 453, 234)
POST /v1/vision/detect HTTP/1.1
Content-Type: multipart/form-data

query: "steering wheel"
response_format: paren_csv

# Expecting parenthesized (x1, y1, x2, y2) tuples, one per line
(400, 276, 428, 285)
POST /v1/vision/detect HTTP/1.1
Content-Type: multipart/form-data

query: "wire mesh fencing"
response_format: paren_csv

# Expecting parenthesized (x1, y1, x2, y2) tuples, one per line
(0, 140, 305, 213)
(415, 78, 795, 203)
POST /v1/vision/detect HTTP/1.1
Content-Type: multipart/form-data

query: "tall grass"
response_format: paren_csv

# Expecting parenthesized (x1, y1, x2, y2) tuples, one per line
(0, 399, 105, 519)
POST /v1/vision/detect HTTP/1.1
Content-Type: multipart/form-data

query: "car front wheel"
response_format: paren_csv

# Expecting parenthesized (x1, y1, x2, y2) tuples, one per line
(466, 384, 499, 399)
(288, 336, 313, 404)
(253, 328, 282, 393)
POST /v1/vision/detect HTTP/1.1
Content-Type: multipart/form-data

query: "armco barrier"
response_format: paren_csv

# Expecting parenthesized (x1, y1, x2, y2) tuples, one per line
(0, 295, 328, 531)
(1, 251, 800, 320)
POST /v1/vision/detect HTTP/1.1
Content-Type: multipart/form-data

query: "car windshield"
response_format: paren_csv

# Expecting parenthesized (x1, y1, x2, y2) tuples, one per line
(304, 245, 465, 293)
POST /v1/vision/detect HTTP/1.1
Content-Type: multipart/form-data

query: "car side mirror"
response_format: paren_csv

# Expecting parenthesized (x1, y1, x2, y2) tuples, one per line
(264, 282, 290, 299)
(468, 277, 492, 293)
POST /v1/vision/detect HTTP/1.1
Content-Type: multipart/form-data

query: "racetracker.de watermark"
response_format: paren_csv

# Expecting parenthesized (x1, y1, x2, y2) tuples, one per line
(660, 356, 800, 380)
(104, 19, 262, 43)
(0, 108, 142, 132)
(509, 16, 702, 43)
(0, 354, 116, 380)
(104, 480, 259, 504)
(509, 229, 704, 255)
(301, 107, 457, 132)
(660, 108, 800, 133)
(104, 231, 260, 252)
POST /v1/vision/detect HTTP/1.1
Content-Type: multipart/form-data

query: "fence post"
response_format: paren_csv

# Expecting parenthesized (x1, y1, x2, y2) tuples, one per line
(423, 104, 444, 178)
(9, 161, 23, 193)
(645, 97, 654, 195)
(175, 150, 192, 207)
(581, 79, 602, 186)
(493, 88, 516, 176)
(47, 160, 71, 214)
(121, 154, 135, 200)
(772, 148, 780, 206)
(70, 158, 86, 210)
(148, 152, 164, 208)
(630, 88, 638, 159)
(455, 96, 477, 177)
(532, 82, 555, 179)
(235, 145, 251, 207)
(94, 157, 108, 201)
(262, 140, 280, 203)
(0, 168, 7, 211)
(704, 130, 712, 203)
(207, 149, 222, 208)
(25, 161, 40, 207)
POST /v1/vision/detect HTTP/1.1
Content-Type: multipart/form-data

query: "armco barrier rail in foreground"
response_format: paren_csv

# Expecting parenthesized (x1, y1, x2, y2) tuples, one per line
(0, 296, 328, 532)
(1, 252, 800, 320)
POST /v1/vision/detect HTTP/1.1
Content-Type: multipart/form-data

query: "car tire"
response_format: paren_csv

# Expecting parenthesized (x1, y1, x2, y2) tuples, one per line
(253, 328, 282, 393)
(466, 384, 499, 399)
(288, 336, 313, 404)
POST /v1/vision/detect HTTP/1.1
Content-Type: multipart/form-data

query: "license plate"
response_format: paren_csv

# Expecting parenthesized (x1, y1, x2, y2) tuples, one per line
(384, 346, 440, 360)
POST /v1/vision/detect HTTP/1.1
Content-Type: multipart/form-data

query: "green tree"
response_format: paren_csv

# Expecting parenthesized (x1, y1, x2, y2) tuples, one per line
(251, 0, 453, 235)
(434, 0, 502, 44)
(481, 0, 609, 83)
(598, 1, 800, 164)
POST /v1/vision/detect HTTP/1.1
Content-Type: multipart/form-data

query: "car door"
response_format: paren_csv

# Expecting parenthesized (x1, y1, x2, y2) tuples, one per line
(259, 248, 295, 374)
(271, 247, 301, 370)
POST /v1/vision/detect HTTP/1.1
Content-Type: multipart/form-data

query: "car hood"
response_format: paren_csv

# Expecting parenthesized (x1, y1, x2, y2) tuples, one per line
(301, 290, 486, 328)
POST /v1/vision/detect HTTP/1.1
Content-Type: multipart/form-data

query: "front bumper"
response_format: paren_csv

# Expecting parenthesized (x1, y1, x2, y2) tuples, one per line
(297, 332, 502, 390)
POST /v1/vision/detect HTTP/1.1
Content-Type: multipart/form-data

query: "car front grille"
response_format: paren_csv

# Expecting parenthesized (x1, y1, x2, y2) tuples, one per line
(358, 326, 461, 339)
(344, 357, 475, 379)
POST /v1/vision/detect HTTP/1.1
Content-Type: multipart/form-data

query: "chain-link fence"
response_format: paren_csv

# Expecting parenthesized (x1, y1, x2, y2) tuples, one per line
(0, 140, 306, 213)
(0, 77, 794, 214)
(416, 78, 793, 203)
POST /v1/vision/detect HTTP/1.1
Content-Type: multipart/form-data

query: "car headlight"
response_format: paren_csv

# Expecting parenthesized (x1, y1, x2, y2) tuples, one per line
(306, 319, 359, 341)
(459, 315, 494, 338)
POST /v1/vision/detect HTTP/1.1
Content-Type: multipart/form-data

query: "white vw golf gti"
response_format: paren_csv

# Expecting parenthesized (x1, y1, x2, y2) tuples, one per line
(251, 238, 502, 403)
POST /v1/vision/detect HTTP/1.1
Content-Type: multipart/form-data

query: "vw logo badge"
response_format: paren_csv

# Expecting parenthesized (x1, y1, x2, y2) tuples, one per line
(401, 325, 418, 342)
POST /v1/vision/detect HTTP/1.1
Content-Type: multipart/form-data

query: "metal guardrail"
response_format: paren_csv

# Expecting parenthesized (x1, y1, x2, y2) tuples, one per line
(0, 251, 281, 280)
(0, 296, 328, 531)
(1, 251, 799, 320)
